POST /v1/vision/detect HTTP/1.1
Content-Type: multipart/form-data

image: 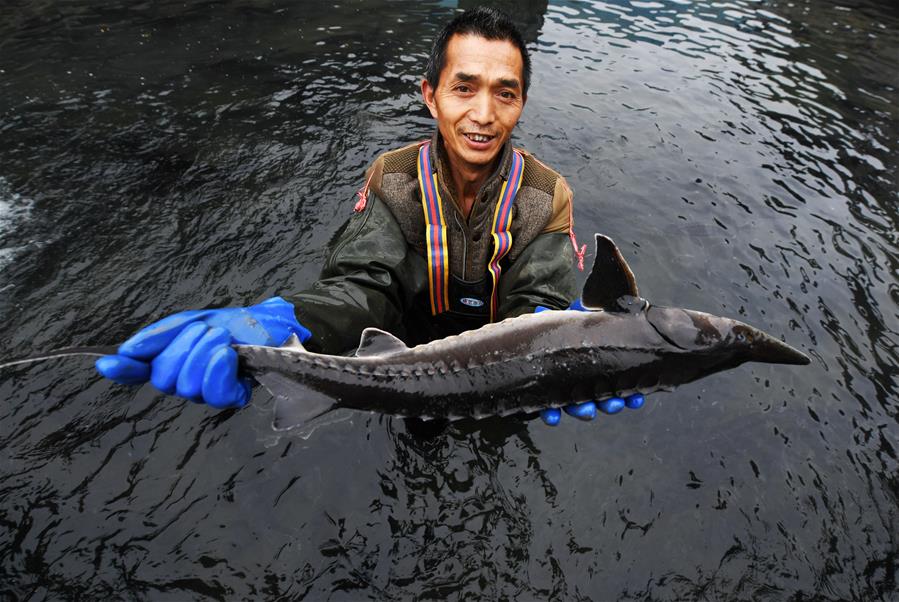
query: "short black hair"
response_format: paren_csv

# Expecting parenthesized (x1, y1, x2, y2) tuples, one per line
(426, 7, 532, 96)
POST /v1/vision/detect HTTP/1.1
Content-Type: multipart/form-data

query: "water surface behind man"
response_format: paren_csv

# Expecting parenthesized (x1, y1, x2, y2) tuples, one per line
(1, 0, 896, 599)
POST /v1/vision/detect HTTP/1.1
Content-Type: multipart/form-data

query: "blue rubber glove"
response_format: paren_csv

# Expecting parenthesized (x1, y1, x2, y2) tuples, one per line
(534, 300, 646, 426)
(96, 297, 311, 409)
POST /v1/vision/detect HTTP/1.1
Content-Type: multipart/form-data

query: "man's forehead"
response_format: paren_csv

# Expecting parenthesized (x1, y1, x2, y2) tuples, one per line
(442, 34, 523, 84)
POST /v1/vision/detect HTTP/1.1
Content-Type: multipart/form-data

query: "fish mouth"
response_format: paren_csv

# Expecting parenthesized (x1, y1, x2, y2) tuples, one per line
(751, 335, 810, 365)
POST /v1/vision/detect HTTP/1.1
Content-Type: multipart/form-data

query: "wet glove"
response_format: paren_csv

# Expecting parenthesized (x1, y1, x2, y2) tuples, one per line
(534, 300, 646, 426)
(96, 296, 311, 409)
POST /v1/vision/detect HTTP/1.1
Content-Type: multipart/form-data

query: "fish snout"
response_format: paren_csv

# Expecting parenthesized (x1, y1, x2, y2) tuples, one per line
(750, 333, 810, 366)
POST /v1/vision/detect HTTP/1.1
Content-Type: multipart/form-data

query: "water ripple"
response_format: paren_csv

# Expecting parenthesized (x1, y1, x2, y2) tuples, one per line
(1, 0, 897, 599)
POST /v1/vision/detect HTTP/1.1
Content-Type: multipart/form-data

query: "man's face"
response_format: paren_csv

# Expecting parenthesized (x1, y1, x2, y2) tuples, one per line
(422, 34, 525, 174)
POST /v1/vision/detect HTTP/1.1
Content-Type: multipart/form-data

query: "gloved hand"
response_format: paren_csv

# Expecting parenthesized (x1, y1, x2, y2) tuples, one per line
(534, 300, 646, 426)
(96, 297, 311, 409)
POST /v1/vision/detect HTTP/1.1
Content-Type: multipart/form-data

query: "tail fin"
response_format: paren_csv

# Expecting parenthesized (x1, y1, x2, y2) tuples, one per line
(0, 345, 119, 370)
(255, 371, 339, 431)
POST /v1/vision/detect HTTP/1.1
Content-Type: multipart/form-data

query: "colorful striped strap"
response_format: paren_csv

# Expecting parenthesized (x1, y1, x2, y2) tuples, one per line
(417, 143, 525, 320)
(487, 149, 524, 321)
(417, 142, 451, 315)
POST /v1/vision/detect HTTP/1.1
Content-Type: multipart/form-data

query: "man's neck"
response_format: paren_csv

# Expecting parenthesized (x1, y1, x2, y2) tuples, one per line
(442, 145, 502, 220)
(449, 163, 490, 220)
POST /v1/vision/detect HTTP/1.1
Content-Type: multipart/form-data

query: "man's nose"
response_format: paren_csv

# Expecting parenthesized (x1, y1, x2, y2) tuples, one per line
(468, 90, 495, 125)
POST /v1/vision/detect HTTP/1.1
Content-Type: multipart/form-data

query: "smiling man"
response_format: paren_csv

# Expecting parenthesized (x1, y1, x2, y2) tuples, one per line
(96, 8, 640, 426)
(423, 32, 528, 218)
(289, 8, 582, 350)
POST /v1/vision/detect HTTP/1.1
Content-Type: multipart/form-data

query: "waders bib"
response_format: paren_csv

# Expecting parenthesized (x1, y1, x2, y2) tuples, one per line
(416, 142, 524, 323)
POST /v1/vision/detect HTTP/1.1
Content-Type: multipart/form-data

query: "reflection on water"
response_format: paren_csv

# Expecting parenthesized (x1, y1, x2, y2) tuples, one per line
(0, 177, 34, 270)
(1, 0, 897, 599)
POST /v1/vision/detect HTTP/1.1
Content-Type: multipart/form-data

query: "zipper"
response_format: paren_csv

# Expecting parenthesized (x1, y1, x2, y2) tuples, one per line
(439, 174, 470, 281)
(451, 210, 468, 280)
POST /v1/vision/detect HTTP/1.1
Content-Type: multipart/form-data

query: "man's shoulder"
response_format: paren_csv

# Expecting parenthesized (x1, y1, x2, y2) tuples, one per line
(513, 148, 573, 236)
(380, 141, 424, 175)
(365, 141, 423, 186)
(361, 141, 427, 252)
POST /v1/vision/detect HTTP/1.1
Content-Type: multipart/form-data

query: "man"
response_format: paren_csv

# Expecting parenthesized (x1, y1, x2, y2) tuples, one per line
(97, 8, 644, 425)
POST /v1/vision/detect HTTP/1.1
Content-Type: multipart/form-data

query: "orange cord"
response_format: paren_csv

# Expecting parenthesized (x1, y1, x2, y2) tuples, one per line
(353, 172, 374, 213)
(567, 189, 586, 271)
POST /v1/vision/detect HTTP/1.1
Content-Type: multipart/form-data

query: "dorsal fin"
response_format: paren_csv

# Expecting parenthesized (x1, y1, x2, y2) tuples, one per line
(355, 328, 407, 357)
(280, 333, 306, 350)
(581, 234, 640, 311)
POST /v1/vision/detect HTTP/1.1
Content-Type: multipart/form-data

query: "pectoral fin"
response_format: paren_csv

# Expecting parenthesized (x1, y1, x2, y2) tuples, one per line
(581, 234, 640, 311)
(256, 371, 338, 431)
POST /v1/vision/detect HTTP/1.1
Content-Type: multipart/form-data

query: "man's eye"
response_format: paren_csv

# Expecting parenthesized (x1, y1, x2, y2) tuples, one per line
(500, 91, 516, 100)
(455, 85, 471, 93)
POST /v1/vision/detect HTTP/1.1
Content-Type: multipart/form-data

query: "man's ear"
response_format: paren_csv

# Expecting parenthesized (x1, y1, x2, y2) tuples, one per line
(421, 78, 438, 119)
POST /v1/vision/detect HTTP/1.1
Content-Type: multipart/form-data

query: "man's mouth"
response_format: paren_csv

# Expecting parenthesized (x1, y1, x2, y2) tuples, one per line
(463, 133, 495, 144)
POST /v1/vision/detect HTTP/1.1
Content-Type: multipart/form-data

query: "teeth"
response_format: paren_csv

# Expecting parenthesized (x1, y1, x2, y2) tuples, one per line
(468, 134, 490, 143)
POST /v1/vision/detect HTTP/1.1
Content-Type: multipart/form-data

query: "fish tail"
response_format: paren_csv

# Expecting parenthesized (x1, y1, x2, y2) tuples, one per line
(0, 345, 119, 370)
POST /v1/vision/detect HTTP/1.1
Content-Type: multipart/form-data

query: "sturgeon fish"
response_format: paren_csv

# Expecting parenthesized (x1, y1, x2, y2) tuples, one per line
(0, 235, 810, 430)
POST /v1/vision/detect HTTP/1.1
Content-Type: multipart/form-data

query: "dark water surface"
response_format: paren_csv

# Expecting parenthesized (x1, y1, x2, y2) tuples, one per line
(1, 0, 897, 599)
